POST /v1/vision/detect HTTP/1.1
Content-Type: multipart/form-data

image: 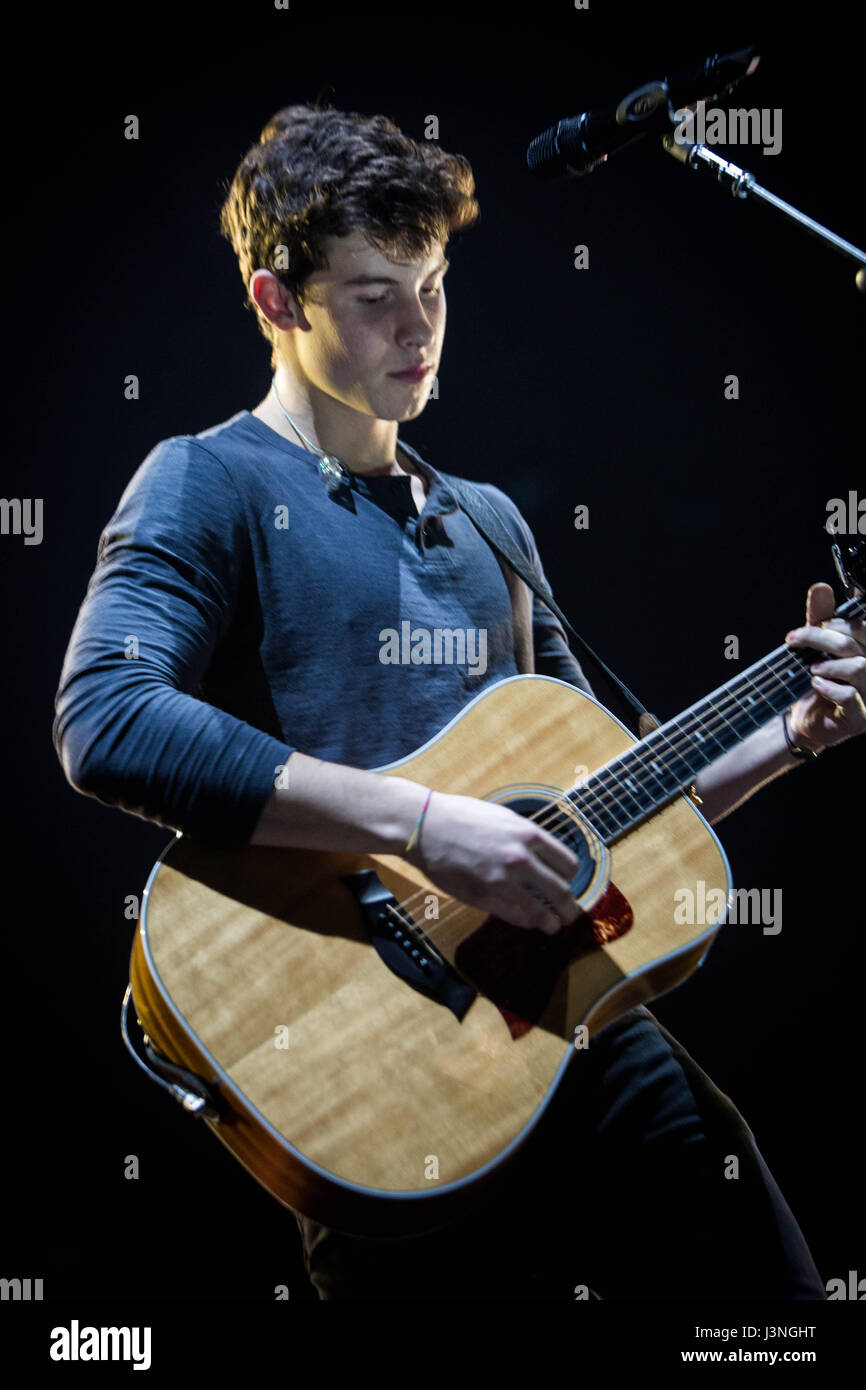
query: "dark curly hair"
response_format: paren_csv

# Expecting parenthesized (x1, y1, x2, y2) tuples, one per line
(218, 102, 481, 370)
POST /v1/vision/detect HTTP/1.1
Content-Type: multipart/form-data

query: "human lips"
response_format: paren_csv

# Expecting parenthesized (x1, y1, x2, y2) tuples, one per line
(388, 363, 431, 382)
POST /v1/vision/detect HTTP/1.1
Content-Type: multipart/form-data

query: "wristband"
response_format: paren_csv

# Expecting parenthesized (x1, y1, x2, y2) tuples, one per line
(405, 788, 433, 854)
(782, 709, 822, 760)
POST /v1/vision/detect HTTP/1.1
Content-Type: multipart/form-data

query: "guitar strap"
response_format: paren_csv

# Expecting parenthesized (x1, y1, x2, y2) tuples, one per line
(438, 472, 660, 739)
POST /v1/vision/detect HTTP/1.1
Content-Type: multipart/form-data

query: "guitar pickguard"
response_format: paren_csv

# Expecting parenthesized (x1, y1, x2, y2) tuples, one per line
(455, 880, 634, 1040)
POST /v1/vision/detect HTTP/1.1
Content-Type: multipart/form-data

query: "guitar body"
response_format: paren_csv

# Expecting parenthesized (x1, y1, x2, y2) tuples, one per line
(130, 674, 730, 1236)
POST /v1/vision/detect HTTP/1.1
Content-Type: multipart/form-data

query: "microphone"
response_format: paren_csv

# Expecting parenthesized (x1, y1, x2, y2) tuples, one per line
(527, 46, 760, 180)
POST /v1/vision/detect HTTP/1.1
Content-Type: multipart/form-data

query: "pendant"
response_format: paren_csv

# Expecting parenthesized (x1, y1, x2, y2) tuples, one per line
(318, 454, 346, 483)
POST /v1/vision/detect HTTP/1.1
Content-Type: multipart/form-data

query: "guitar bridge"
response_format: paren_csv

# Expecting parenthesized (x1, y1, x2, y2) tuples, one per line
(341, 868, 477, 1022)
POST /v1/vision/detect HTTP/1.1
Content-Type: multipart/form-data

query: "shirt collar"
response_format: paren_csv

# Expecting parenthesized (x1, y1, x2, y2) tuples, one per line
(241, 410, 459, 518)
(396, 438, 459, 517)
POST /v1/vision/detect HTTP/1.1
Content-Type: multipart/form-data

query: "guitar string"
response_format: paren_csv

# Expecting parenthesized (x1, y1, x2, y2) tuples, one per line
(375, 594, 864, 941)
(386, 646, 807, 947)
(380, 669, 796, 949)
(383, 608, 863, 948)
(408, 590, 861, 879)
(393, 626, 861, 946)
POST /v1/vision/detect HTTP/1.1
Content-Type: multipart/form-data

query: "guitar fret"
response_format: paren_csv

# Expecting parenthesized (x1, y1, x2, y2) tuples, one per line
(565, 593, 863, 844)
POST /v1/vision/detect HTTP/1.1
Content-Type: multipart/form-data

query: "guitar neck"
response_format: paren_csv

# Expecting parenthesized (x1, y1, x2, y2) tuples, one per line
(567, 592, 865, 844)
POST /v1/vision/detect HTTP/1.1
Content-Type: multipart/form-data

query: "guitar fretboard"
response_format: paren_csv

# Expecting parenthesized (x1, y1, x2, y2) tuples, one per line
(563, 593, 864, 843)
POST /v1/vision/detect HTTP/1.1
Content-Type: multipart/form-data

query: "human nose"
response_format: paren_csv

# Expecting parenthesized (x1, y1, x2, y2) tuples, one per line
(396, 293, 438, 347)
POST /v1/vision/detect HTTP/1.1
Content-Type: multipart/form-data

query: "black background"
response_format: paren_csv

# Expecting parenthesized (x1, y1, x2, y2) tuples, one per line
(4, 0, 864, 1313)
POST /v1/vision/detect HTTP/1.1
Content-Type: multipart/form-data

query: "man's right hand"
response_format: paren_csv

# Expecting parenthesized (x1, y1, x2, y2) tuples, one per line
(405, 790, 580, 934)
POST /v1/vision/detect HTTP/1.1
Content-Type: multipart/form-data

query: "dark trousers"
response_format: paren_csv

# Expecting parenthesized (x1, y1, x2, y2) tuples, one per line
(292, 1005, 827, 1300)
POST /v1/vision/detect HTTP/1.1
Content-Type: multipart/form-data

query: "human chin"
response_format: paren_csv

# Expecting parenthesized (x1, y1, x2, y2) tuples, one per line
(383, 378, 431, 412)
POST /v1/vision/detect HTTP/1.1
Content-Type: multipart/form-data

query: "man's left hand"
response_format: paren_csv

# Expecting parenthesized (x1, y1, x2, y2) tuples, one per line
(785, 582, 866, 751)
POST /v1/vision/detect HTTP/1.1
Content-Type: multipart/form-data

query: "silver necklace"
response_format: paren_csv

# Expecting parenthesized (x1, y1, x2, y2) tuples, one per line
(269, 377, 349, 485)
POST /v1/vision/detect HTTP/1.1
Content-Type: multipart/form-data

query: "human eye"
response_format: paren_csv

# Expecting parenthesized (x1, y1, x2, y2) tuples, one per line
(357, 281, 444, 305)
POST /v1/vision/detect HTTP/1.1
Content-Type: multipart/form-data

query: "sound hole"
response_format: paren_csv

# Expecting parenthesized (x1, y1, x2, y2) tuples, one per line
(454, 791, 633, 1039)
(504, 794, 597, 900)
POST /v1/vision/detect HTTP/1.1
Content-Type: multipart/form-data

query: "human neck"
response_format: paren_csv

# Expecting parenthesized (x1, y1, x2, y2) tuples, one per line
(256, 371, 409, 478)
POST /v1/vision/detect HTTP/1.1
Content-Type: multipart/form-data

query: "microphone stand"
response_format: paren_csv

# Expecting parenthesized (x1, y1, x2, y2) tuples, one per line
(661, 131, 866, 294)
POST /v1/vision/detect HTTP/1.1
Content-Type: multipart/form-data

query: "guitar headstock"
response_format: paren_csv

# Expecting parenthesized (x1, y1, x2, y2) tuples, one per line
(831, 536, 866, 599)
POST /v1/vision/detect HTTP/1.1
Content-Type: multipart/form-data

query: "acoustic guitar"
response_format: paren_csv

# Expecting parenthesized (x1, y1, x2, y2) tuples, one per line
(124, 538, 864, 1237)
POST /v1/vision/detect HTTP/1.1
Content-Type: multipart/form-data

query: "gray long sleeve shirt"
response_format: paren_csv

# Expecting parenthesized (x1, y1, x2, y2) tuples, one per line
(53, 409, 593, 845)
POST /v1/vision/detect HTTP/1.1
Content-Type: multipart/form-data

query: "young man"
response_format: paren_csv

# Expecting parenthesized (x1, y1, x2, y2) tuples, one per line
(53, 103, 865, 1301)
